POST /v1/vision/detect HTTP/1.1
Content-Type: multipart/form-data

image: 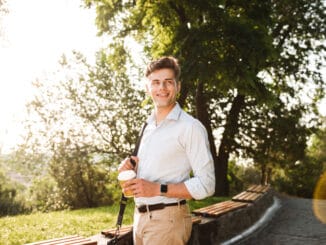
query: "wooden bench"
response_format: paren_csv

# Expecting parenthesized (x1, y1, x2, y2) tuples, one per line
(246, 184, 270, 193)
(25, 235, 97, 245)
(192, 200, 248, 218)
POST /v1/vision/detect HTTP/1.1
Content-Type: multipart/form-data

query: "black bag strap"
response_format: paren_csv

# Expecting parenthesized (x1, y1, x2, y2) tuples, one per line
(130, 122, 148, 167)
(108, 123, 147, 245)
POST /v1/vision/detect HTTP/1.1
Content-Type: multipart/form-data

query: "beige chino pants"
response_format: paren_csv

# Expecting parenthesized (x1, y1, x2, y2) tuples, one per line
(133, 204, 192, 245)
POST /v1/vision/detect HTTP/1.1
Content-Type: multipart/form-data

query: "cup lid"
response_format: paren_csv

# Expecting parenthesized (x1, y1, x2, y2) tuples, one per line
(118, 170, 136, 181)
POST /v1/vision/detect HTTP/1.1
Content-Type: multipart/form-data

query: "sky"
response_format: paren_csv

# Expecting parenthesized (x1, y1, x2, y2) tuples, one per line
(0, 0, 105, 153)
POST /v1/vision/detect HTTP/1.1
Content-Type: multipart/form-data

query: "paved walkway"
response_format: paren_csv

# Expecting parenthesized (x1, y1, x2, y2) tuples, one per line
(237, 194, 326, 245)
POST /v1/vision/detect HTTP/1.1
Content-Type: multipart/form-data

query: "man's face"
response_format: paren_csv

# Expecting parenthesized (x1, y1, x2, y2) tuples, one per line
(146, 68, 180, 110)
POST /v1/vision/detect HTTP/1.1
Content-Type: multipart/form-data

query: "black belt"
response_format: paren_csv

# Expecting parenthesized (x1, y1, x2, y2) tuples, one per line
(137, 200, 187, 213)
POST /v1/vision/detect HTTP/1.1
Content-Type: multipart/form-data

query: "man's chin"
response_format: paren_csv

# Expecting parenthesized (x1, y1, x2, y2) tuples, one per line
(155, 101, 175, 108)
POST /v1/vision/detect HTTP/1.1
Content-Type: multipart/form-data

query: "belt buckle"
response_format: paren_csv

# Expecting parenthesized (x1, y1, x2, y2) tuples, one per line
(138, 205, 147, 213)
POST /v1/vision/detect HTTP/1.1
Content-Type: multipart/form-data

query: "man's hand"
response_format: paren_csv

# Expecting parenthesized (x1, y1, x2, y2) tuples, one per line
(118, 156, 139, 173)
(123, 178, 160, 198)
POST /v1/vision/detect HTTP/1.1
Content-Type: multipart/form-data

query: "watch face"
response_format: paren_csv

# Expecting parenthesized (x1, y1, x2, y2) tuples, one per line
(161, 184, 168, 193)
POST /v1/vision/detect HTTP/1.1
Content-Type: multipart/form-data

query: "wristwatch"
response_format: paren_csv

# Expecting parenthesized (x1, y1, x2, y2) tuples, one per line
(160, 184, 168, 196)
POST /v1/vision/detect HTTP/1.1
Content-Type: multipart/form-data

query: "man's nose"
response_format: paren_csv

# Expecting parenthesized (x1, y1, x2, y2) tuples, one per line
(159, 81, 168, 88)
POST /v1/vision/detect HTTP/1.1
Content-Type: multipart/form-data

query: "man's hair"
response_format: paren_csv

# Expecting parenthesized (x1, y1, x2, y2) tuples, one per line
(145, 56, 181, 80)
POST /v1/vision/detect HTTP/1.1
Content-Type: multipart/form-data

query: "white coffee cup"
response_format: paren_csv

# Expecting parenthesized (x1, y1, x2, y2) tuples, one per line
(118, 170, 136, 197)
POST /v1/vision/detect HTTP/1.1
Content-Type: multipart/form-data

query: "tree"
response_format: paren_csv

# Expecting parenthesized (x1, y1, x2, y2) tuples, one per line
(240, 101, 312, 184)
(62, 48, 149, 159)
(272, 122, 326, 198)
(308, 118, 326, 169)
(21, 48, 149, 208)
(49, 139, 112, 208)
(0, 164, 26, 216)
(85, 0, 325, 195)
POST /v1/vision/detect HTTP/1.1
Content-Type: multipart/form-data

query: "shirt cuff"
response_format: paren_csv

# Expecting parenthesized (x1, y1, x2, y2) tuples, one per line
(184, 176, 215, 200)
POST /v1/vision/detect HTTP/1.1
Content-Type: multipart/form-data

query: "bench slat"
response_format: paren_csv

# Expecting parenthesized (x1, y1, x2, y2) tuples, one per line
(232, 191, 262, 203)
(191, 216, 202, 224)
(192, 200, 248, 218)
(247, 185, 270, 193)
(65, 240, 97, 245)
(25, 236, 79, 245)
(55, 238, 91, 245)
(25, 236, 96, 245)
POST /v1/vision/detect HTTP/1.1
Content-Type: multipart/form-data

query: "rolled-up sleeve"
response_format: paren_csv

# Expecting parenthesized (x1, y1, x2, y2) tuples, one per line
(183, 121, 215, 200)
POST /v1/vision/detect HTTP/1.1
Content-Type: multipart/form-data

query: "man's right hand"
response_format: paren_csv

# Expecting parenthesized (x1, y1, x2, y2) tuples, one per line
(118, 156, 139, 172)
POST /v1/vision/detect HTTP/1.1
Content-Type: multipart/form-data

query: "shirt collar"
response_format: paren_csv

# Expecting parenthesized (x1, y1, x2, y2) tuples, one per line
(147, 103, 182, 124)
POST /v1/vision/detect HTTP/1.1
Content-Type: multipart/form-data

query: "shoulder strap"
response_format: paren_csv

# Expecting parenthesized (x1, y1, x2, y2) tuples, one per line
(130, 122, 148, 167)
(109, 123, 147, 245)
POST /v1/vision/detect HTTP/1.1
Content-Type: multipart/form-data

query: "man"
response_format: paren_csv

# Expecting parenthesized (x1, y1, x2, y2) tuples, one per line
(119, 56, 215, 245)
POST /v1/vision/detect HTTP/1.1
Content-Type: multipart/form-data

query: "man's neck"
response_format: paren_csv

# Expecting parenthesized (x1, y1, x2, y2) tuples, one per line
(154, 103, 176, 125)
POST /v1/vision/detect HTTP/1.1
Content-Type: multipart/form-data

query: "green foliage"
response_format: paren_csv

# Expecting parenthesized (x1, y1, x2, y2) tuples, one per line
(273, 156, 323, 198)
(0, 169, 27, 216)
(64, 48, 149, 159)
(228, 161, 261, 195)
(239, 102, 312, 184)
(19, 49, 149, 211)
(308, 122, 326, 169)
(272, 124, 326, 198)
(49, 143, 114, 209)
(26, 175, 67, 212)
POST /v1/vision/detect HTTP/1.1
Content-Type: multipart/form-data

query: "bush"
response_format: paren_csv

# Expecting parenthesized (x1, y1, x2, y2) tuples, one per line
(272, 156, 323, 198)
(25, 166, 119, 212)
(25, 175, 69, 212)
(0, 171, 28, 216)
(228, 161, 261, 195)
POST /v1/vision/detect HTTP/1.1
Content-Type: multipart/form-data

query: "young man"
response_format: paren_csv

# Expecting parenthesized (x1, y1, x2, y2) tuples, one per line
(119, 56, 215, 245)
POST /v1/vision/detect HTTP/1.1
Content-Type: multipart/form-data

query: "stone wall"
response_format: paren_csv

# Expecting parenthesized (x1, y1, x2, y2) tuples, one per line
(187, 190, 274, 244)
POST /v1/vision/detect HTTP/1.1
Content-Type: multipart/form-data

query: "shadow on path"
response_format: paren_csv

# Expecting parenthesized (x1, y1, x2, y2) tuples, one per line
(238, 194, 326, 245)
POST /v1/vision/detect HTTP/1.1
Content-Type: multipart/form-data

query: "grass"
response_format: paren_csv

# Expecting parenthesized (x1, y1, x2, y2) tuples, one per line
(0, 196, 228, 245)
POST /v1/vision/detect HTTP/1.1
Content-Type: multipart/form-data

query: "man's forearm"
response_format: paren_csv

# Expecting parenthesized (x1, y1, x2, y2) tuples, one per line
(163, 183, 193, 200)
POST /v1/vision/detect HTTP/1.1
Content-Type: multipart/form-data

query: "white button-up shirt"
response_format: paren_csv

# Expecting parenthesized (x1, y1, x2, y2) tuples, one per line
(135, 103, 215, 206)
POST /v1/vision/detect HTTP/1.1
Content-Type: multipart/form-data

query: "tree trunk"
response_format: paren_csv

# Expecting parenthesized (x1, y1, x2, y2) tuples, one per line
(261, 164, 272, 185)
(267, 167, 272, 184)
(215, 94, 245, 196)
(178, 81, 188, 108)
(195, 81, 219, 189)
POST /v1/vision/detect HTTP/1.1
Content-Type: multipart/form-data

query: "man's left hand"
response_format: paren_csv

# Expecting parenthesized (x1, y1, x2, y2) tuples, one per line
(123, 178, 160, 198)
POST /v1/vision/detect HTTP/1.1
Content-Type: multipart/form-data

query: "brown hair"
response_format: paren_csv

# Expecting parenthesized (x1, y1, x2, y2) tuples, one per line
(145, 56, 181, 80)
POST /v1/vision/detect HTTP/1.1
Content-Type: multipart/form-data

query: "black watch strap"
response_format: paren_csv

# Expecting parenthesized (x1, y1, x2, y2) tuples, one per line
(160, 184, 168, 195)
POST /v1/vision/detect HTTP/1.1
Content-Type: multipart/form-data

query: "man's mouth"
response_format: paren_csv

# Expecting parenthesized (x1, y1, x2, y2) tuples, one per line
(156, 93, 169, 98)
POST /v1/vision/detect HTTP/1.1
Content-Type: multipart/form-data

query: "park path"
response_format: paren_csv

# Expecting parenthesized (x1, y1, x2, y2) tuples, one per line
(237, 194, 326, 245)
